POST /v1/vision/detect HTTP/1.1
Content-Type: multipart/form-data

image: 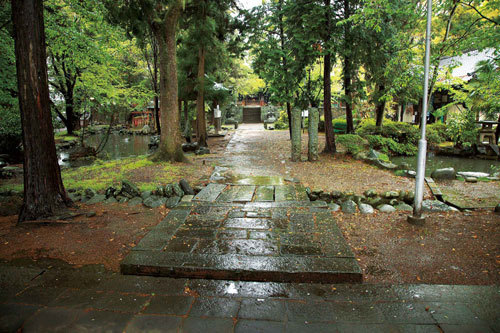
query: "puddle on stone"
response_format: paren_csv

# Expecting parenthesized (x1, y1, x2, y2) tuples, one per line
(225, 174, 286, 186)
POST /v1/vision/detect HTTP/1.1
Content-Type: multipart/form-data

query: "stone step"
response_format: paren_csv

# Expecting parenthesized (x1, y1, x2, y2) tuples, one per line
(121, 252, 362, 284)
(121, 204, 362, 284)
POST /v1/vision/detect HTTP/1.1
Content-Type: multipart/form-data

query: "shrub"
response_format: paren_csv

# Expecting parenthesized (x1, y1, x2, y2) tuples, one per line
(356, 119, 419, 145)
(365, 134, 418, 156)
(427, 122, 449, 146)
(274, 109, 289, 130)
(336, 134, 369, 155)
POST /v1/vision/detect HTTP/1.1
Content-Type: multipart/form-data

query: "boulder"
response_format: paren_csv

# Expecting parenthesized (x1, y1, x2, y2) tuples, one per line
(143, 196, 167, 208)
(422, 200, 458, 212)
(364, 189, 377, 198)
(141, 191, 152, 200)
(358, 203, 374, 214)
(389, 199, 399, 206)
(341, 200, 357, 214)
(127, 197, 143, 206)
(319, 192, 332, 202)
(309, 193, 319, 201)
(366, 196, 383, 208)
(395, 203, 413, 211)
(165, 196, 181, 208)
(164, 184, 174, 197)
(457, 171, 489, 178)
(182, 142, 199, 152)
(431, 167, 456, 180)
(377, 204, 396, 213)
(179, 179, 195, 195)
(118, 197, 129, 203)
(105, 197, 118, 204)
(86, 194, 106, 205)
(328, 203, 340, 212)
(172, 183, 184, 197)
(121, 180, 141, 198)
(495, 203, 500, 213)
(403, 191, 415, 204)
(195, 147, 210, 155)
(181, 195, 194, 202)
(68, 193, 81, 202)
(384, 191, 400, 199)
(85, 188, 97, 198)
(105, 186, 118, 198)
(465, 177, 478, 183)
(312, 189, 323, 196)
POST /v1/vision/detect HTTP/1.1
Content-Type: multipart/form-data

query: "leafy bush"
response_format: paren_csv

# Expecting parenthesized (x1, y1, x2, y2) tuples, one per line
(357, 119, 419, 145)
(274, 109, 289, 130)
(336, 134, 369, 155)
(427, 122, 449, 146)
(446, 108, 478, 146)
(365, 134, 418, 156)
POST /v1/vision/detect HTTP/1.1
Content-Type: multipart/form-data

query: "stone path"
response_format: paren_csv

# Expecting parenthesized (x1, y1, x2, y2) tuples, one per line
(122, 124, 362, 283)
(1, 263, 499, 332)
(122, 186, 361, 283)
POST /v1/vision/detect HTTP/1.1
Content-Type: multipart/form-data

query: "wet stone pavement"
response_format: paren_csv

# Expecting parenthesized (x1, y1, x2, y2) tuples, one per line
(1, 263, 499, 332)
(121, 178, 362, 283)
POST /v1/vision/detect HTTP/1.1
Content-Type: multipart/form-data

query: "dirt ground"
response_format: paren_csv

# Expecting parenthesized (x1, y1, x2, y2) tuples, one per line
(337, 209, 500, 285)
(0, 204, 166, 272)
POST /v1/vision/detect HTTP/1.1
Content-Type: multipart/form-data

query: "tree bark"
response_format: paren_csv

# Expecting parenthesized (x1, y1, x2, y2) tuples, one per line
(375, 85, 386, 127)
(183, 99, 191, 141)
(286, 102, 292, 139)
(343, 0, 355, 134)
(152, 2, 185, 162)
(322, 0, 336, 153)
(323, 53, 336, 153)
(11, 0, 71, 223)
(64, 89, 80, 135)
(196, 46, 208, 147)
(154, 95, 160, 134)
(343, 61, 354, 133)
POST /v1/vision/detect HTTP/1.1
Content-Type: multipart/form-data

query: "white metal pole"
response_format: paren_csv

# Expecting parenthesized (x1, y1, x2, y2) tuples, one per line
(409, 0, 432, 225)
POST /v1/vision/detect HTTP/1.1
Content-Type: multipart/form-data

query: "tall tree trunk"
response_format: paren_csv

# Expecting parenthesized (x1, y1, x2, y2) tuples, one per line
(375, 85, 386, 127)
(323, 0, 336, 153)
(154, 95, 160, 134)
(286, 102, 292, 139)
(183, 99, 191, 141)
(196, 46, 208, 147)
(343, 59, 354, 133)
(343, 0, 354, 134)
(278, 0, 292, 140)
(415, 100, 422, 126)
(12, 0, 71, 223)
(152, 3, 185, 162)
(323, 53, 336, 153)
(64, 90, 80, 135)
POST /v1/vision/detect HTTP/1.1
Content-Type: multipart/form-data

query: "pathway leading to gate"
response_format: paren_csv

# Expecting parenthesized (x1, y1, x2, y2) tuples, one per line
(121, 124, 362, 283)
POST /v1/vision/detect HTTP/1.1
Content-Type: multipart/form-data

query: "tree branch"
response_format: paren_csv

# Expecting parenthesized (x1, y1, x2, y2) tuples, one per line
(461, 1, 499, 26)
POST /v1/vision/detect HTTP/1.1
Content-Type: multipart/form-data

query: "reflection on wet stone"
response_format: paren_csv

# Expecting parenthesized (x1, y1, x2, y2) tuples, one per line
(122, 177, 362, 283)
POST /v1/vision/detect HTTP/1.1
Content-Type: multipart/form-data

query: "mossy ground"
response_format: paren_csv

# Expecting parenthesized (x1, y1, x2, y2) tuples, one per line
(0, 155, 213, 193)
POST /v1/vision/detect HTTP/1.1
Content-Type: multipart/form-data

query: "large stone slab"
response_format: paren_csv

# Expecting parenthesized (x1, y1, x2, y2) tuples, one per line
(193, 184, 227, 202)
(274, 185, 296, 201)
(121, 202, 362, 284)
(217, 185, 256, 202)
(121, 252, 362, 284)
(254, 186, 274, 202)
